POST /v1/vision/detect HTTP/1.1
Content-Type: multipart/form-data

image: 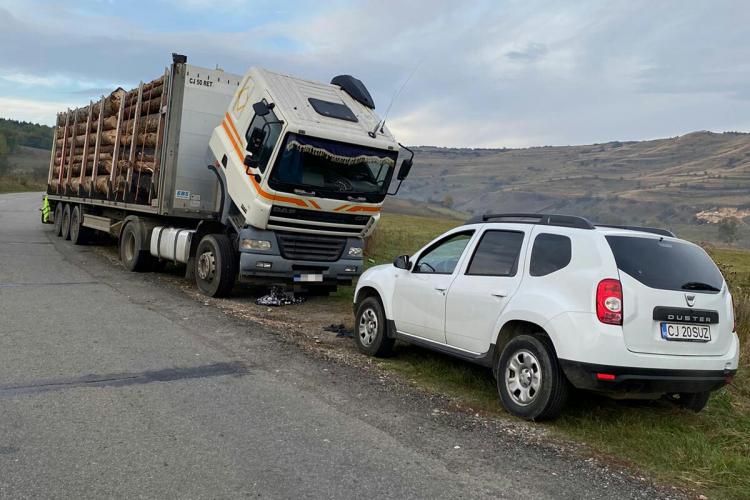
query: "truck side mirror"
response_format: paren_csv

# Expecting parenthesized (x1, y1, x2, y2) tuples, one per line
(396, 158, 413, 181)
(247, 128, 266, 155)
(252, 101, 271, 117)
(393, 255, 411, 270)
(244, 155, 261, 182)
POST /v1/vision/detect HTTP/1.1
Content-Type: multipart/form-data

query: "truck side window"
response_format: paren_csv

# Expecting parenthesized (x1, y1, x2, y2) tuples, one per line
(414, 232, 474, 274)
(529, 233, 571, 277)
(466, 230, 524, 277)
(245, 109, 282, 173)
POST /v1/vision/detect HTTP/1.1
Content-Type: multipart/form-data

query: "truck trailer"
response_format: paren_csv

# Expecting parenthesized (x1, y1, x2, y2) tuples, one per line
(45, 54, 413, 297)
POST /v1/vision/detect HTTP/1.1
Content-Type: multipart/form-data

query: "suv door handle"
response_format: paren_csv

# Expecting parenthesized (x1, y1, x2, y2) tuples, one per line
(490, 290, 508, 298)
(435, 287, 447, 293)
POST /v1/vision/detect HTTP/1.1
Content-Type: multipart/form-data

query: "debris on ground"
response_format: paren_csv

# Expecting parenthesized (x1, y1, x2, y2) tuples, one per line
(255, 286, 306, 307)
(323, 323, 354, 338)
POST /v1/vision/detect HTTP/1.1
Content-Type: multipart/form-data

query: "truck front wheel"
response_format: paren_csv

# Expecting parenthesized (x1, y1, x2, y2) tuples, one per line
(195, 234, 237, 298)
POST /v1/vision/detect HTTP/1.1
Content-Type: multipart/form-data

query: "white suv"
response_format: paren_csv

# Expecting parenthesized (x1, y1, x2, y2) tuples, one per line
(353, 214, 739, 420)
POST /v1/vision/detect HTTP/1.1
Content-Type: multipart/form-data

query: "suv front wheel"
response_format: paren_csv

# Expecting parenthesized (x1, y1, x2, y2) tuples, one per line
(496, 334, 569, 421)
(354, 297, 394, 357)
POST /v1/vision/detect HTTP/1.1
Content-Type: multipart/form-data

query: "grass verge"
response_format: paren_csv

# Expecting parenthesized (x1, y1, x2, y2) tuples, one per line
(359, 212, 749, 499)
(0, 175, 46, 194)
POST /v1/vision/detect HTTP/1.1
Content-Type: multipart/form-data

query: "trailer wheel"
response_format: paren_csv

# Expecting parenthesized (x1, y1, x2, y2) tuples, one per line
(70, 205, 88, 245)
(120, 221, 152, 272)
(53, 203, 64, 237)
(61, 204, 72, 240)
(195, 234, 237, 298)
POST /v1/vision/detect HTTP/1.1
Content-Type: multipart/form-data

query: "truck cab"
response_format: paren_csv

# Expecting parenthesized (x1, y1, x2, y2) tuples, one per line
(208, 67, 411, 290)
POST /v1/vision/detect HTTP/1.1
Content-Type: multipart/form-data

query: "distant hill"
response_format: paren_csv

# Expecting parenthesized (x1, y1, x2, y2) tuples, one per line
(401, 131, 750, 230)
(0, 118, 53, 176)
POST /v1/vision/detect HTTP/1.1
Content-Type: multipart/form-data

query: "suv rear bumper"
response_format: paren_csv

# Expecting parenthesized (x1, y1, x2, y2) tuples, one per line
(559, 360, 736, 394)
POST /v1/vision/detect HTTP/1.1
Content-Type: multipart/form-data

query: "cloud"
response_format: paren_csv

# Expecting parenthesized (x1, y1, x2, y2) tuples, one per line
(505, 42, 548, 61)
(0, 96, 69, 124)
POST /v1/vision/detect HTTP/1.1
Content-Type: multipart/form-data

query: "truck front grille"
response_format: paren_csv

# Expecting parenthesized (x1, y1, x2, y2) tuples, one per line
(276, 232, 347, 262)
(268, 205, 372, 237)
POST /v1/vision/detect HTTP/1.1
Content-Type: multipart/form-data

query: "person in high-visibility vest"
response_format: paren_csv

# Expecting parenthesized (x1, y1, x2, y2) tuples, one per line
(40, 196, 51, 223)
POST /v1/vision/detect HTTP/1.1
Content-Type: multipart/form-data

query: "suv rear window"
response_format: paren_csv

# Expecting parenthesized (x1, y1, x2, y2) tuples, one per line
(605, 236, 723, 293)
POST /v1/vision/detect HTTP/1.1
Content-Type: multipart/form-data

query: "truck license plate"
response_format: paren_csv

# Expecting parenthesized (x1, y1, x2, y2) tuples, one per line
(293, 274, 323, 283)
(660, 322, 711, 342)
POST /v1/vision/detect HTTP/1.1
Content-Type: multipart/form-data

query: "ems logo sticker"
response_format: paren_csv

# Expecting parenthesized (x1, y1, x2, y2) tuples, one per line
(175, 190, 190, 200)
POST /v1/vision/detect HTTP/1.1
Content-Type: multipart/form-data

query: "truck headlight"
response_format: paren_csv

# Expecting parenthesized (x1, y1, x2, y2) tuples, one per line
(241, 239, 272, 251)
(348, 247, 363, 257)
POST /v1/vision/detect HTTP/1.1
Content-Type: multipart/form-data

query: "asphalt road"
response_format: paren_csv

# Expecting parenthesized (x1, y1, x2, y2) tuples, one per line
(0, 192, 674, 499)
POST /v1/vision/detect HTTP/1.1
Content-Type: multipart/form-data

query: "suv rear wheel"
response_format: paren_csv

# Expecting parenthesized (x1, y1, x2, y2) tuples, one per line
(496, 334, 569, 421)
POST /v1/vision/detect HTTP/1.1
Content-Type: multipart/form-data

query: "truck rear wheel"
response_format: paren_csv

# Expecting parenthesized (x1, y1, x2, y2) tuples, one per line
(61, 204, 72, 240)
(53, 203, 63, 237)
(120, 221, 152, 272)
(70, 205, 88, 245)
(195, 234, 237, 298)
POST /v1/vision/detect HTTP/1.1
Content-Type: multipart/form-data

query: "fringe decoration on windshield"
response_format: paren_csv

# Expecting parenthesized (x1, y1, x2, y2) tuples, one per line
(285, 140, 396, 167)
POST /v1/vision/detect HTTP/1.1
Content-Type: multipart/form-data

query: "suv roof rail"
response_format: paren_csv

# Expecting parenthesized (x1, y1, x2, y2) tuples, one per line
(466, 213, 595, 230)
(595, 224, 675, 237)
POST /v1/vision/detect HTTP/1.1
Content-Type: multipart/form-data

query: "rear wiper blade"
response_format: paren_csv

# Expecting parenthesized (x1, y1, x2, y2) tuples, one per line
(681, 281, 721, 292)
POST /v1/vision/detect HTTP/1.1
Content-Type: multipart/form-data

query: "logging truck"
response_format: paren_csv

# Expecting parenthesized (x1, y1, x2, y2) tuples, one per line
(44, 53, 413, 297)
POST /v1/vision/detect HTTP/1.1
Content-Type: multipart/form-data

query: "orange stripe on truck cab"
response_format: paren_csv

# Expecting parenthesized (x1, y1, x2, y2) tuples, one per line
(346, 206, 380, 213)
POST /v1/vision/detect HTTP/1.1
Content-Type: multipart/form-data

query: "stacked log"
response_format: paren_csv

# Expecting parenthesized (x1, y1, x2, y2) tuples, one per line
(50, 74, 166, 201)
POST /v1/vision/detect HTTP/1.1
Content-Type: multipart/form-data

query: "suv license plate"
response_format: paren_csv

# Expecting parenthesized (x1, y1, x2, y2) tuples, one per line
(294, 273, 323, 283)
(660, 322, 711, 342)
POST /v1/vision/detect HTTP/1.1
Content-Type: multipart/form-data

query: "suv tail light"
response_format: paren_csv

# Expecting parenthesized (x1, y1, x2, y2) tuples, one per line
(596, 279, 623, 325)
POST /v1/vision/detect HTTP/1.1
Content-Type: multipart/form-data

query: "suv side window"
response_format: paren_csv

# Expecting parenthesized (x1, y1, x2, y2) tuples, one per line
(245, 107, 282, 173)
(466, 230, 524, 276)
(415, 232, 474, 274)
(529, 233, 571, 277)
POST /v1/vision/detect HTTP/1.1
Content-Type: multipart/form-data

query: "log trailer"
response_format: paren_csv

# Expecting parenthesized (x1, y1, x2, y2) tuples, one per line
(44, 54, 413, 297)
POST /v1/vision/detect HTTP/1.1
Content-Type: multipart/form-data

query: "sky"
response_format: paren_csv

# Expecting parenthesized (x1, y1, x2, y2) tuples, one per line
(0, 0, 749, 148)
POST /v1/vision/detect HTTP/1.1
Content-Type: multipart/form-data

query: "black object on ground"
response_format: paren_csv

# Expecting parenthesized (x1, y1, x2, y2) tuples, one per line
(323, 323, 354, 338)
(256, 286, 306, 307)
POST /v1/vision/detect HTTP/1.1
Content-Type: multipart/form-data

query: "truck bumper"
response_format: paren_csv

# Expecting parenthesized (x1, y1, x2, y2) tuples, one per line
(237, 227, 363, 285)
(559, 360, 736, 394)
(239, 252, 361, 284)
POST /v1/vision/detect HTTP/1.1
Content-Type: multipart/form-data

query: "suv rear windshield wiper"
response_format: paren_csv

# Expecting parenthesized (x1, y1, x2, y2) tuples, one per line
(681, 281, 721, 292)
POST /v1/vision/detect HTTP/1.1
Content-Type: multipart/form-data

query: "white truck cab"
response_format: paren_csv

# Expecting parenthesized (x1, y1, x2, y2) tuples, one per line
(208, 67, 412, 290)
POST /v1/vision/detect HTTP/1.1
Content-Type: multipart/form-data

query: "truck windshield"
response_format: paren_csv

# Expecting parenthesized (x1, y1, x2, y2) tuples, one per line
(268, 133, 397, 202)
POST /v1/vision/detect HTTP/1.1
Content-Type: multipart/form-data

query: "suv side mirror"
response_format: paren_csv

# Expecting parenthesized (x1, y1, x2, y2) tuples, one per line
(397, 158, 413, 181)
(247, 128, 266, 155)
(393, 255, 411, 270)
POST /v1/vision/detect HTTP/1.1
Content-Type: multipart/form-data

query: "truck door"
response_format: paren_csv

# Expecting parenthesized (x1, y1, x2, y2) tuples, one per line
(392, 231, 475, 344)
(444, 229, 527, 353)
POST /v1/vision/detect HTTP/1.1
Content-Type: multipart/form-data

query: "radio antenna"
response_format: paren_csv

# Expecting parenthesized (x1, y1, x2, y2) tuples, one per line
(370, 60, 422, 137)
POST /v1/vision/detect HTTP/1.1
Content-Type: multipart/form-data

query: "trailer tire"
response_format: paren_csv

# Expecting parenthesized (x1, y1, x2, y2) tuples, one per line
(195, 234, 237, 298)
(120, 221, 152, 272)
(53, 203, 64, 237)
(61, 204, 72, 240)
(70, 205, 88, 245)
